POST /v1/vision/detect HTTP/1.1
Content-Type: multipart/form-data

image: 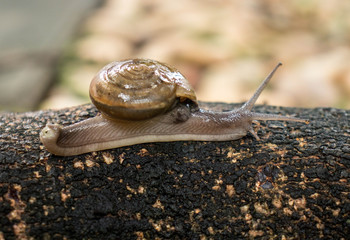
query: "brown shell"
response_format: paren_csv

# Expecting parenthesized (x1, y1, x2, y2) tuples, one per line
(89, 59, 197, 120)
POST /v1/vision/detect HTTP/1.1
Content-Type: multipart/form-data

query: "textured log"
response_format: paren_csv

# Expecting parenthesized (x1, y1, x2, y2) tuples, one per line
(0, 103, 349, 239)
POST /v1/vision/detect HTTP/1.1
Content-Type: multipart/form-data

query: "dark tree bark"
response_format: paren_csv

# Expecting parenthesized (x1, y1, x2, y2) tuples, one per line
(0, 103, 349, 239)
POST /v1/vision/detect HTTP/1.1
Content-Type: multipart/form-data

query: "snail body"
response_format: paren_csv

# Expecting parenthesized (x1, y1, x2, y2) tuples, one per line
(40, 59, 307, 156)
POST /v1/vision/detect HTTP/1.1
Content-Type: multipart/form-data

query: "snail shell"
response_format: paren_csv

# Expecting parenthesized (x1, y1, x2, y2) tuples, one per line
(89, 59, 197, 120)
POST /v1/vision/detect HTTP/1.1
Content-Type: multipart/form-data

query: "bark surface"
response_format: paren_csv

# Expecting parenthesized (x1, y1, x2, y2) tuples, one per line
(0, 103, 349, 239)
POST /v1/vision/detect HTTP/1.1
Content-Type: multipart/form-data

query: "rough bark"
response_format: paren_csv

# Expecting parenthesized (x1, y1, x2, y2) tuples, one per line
(0, 103, 349, 239)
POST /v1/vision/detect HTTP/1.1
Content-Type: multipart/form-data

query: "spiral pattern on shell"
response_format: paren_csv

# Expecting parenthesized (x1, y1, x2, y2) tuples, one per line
(89, 59, 197, 121)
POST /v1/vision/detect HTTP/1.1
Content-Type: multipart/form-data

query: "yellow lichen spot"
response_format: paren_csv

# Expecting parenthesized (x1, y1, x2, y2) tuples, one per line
(310, 193, 319, 199)
(340, 178, 347, 183)
(225, 185, 235, 197)
(119, 152, 125, 164)
(293, 197, 307, 210)
(45, 163, 52, 173)
(245, 213, 252, 221)
(317, 222, 325, 230)
(266, 143, 278, 150)
(5, 184, 26, 225)
(153, 223, 162, 231)
(61, 190, 71, 202)
(126, 185, 137, 194)
(226, 147, 241, 159)
(33, 171, 41, 178)
(24, 145, 31, 151)
(288, 198, 293, 206)
(189, 210, 195, 222)
(240, 204, 249, 214)
(283, 207, 293, 216)
(138, 186, 145, 194)
(12, 222, 27, 240)
(200, 234, 207, 240)
(149, 219, 163, 232)
(138, 148, 149, 157)
(166, 223, 175, 231)
(226, 147, 234, 158)
(135, 212, 142, 220)
(212, 185, 220, 191)
(300, 215, 307, 221)
(272, 197, 282, 208)
(207, 226, 215, 235)
(102, 152, 114, 164)
(276, 148, 288, 157)
(296, 137, 307, 148)
(280, 173, 288, 181)
(194, 208, 201, 214)
(135, 231, 144, 239)
(215, 178, 223, 185)
(42, 205, 54, 216)
(152, 199, 164, 210)
(74, 161, 84, 170)
(254, 202, 270, 215)
(85, 159, 95, 168)
(249, 230, 264, 238)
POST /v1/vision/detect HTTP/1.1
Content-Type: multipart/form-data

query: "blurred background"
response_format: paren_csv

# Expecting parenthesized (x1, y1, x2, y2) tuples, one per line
(0, 0, 349, 113)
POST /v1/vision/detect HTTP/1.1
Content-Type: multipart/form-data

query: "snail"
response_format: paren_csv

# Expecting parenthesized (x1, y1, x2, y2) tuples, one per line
(40, 59, 307, 156)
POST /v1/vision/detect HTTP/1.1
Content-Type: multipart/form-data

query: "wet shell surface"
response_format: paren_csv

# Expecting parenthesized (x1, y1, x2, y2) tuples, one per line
(89, 59, 197, 120)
